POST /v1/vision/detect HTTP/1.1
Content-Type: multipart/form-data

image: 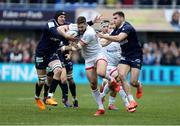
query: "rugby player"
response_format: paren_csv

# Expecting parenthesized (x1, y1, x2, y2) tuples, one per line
(98, 11, 143, 110)
(57, 16, 107, 116)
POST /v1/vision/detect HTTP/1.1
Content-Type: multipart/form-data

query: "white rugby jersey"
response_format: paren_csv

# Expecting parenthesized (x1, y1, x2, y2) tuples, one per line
(103, 42, 121, 66)
(68, 24, 102, 60)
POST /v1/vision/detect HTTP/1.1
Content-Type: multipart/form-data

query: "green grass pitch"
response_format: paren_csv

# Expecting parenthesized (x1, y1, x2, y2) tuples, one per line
(0, 83, 180, 125)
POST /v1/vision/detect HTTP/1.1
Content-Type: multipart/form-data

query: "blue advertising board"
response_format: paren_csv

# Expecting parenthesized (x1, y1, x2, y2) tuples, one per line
(0, 63, 180, 85)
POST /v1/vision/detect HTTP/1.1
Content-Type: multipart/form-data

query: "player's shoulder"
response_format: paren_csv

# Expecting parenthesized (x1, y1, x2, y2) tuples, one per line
(85, 26, 96, 35)
(47, 19, 58, 28)
(123, 21, 134, 29)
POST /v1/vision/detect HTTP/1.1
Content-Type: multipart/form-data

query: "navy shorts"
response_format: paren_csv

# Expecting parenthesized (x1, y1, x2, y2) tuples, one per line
(64, 60, 73, 73)
(35, 53, 59, 70)
(119, 56, 142, 70)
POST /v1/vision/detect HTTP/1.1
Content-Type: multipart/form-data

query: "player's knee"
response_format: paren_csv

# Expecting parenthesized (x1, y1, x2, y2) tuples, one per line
(53, 67, 62, 76)
(67, 73, 74, 83)
(38, 75, 47, 86)
(68, 78, 74, 85)
(97, 70, 106, 78)
(118, 73, 126, 82)
(61, 77, 67, 84)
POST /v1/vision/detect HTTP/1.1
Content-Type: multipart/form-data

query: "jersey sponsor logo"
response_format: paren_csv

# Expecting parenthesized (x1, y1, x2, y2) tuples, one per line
(50, 37, 60, 42)
(48, 22, 55, 28)
(35, 57, 43, 63)
(59, 41, 64, 47)
(134, 59, 141, 63)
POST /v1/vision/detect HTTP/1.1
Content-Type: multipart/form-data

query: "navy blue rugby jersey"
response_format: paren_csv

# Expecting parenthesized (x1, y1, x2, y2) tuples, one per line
(111, 21, 142, 58)
(35, 19, 67, 55)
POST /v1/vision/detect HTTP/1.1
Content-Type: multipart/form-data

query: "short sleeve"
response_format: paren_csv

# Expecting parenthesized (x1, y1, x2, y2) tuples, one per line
(47, 21, 56, 29)
(80, 32, 93, 44)
(121, 25, 131, 35)
(68, 23, 78, 31)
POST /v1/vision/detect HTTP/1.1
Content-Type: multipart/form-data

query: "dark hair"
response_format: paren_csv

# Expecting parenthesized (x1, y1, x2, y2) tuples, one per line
(77, 16, 86, 24)
(54, 11, 66, 21)
(113, 11, 125, 18)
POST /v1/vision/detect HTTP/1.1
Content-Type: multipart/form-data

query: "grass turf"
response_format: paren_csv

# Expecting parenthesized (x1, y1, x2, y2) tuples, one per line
(0, 83, 180, 125)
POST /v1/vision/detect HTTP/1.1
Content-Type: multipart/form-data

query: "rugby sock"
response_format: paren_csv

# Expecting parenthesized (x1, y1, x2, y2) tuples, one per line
(43, 83, 49, 98)
(49, 79, 59, 94)
(92, 89, 104, 110)
(61, 82, 68, 102)
(69, 82, 76, 99)
(102, 84, 110, 96)
(108, 96, 115, 106)
(35, 83, 43, 98)
(119, 86, 129, 107)
(127, 94, 135, 102)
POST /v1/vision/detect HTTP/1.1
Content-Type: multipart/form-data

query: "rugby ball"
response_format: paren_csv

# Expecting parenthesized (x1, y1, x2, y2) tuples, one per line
(66, 30, 78, 37)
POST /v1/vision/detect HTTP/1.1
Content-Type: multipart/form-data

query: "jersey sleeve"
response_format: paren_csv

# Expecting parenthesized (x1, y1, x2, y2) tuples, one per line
(121, 25, 132, 35)
(80, 32, 93, 44)
(47, 20, 61, 37)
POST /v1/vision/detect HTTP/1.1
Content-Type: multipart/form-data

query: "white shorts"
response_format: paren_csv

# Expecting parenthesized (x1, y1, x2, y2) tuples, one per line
(105, 65, 118, 80)
(85, 51, 107, 70)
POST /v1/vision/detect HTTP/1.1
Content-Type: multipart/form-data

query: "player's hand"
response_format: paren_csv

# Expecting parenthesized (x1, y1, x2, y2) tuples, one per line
(93, 15, 102, 24)
(71, 42, 78, 48)
(65, 35, 78, 41)
(65, 54, 71, 60)
(96, 32, 105, 38)
(60, 46, 66, 52)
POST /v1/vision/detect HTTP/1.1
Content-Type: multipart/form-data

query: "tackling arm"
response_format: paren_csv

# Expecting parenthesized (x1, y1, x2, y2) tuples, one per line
(99, 38, 111, 47)
(98, 32, 128, 43)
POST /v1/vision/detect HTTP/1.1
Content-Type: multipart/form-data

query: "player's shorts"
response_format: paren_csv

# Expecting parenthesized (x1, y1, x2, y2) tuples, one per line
(85, 51, 107, 70)
(119, 56, 142, 69)
(64, 60, 73, 73)
(35, 53, 60, 69)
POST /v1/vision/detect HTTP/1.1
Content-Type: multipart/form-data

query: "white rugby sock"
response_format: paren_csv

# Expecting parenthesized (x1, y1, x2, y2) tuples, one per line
(127, 94, 135, 102)
(102, 84, 110, 97)
(48, 93, 54, 98)
(119, 86, 130, 107)
(108, 96, 115, 106)
(92, 89, 104, 110)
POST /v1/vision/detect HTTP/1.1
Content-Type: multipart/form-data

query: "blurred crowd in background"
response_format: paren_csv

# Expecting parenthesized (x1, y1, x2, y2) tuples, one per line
(0, 37, 180, 66)
(0, 0, 180, 8)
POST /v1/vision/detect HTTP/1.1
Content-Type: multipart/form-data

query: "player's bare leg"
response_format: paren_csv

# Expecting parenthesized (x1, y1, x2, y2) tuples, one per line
(108, 90, 119, 110)
(117, 64, 137, 109)
(60, 68, 71, 107)
(46, 60, 62, 106)
(100, 78, 108, 93)
(67, 72, 78, 108)
(86, 68, 105, 116)
(118, 86, 136, 112)
(35, 69, 46, 110)
(43, 75, 52, 103)
(96, 59, 107, 78)
(130, 68, 143, 99)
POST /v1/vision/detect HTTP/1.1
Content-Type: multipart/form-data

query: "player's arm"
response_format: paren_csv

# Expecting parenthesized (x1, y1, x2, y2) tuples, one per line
(97, 32, 128, 43)
(57, 25, 77, 41)
(60, 40, 85, 52)
(87, 15, 102, 26)
(99, 38, 111, 47)
(48, 21, 63, 37)
(65, 51, 72, 60)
